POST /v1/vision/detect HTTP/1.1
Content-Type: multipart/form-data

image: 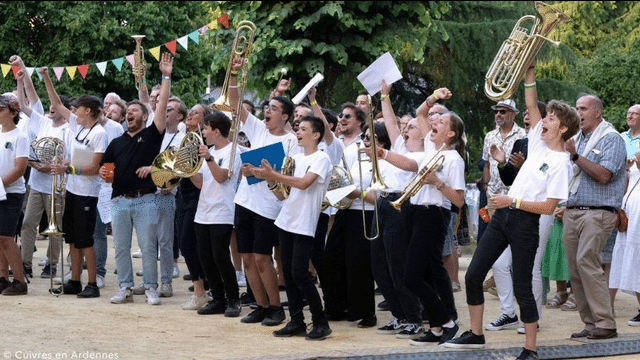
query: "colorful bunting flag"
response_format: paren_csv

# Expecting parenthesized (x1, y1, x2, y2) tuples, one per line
(149, 46, 161, 61)
(165, 40, 177, 55)
(208, 20, 219, 30)
(66, 66, 77, 80)
(218, 13, 230, 29)
(78, 64, 89, 79)
(188, 30, 199, 44)
(1, 64, 11, 77)
(96, 61, 108, 76)
(11, 66, 20, 77)
(125, 54, 135, 68)
(112, 58, 124, 71)
(25, 67, 35, 78)
(53, 67, 65, 81)
(199, 25, 209, 35)
(177, 35, 189, 51)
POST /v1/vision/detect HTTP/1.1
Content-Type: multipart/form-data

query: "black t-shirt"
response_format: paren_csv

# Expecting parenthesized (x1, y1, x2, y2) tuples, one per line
(102, 122, 164, 198)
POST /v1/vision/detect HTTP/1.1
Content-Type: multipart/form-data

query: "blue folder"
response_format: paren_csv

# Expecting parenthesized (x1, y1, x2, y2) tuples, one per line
(240, 141, 286, 185)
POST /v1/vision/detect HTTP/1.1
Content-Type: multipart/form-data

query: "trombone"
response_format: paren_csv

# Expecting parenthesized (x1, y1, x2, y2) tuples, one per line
(356, 141, 381, 241)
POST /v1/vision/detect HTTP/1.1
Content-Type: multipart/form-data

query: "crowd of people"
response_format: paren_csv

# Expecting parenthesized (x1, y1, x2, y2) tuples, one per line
(0, 51, 639, 360)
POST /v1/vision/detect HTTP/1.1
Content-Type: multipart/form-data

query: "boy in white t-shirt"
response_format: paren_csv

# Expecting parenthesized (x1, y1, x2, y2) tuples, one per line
(252, 116, 333, 340)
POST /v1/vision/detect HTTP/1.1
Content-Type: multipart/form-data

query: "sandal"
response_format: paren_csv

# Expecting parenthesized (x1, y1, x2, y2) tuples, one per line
(561, 294, 578, 311)
(546, 291, 568, 309)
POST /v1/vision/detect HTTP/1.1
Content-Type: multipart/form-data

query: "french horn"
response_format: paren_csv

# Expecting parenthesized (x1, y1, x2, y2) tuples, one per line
(151, 131, 204, 190)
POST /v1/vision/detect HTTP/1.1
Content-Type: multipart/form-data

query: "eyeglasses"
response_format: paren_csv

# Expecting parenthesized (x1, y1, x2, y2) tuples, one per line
(494, 109, 508, 115)
(338, 113, 351, 119)
(363, 134, 371, 142)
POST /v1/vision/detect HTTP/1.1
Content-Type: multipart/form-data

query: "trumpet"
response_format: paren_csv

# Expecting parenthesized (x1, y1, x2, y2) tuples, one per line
(132, 35, 146, 90)
(390, 145, 446, 212)
(210, 20, 256, 179)
(484, 1, 571, 101)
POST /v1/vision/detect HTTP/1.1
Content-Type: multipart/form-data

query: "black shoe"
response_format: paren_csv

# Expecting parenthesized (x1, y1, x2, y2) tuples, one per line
(306, 321, 332, 340)
(50, 280, 82, 295)
(77, 284, 100, 298)
(262, 306, 286, 326)
(409, 330, 442, 346)
(443, 330, 486, 349)
(629, 310, 640, 326)
(240, 291, 255, 305)
(273, 320, 306, 337)
(357, 315, 377, 328)
(516, 348, 539, 360)
(224, 300, 242, 318)
(197, 300, 227, 315)
(439, 323, 460, 345)
(41, 264, 57, 278)
(183, 273, 192, 281)
(377, 300, 389, 311)
(241, 306, 268, 323)
(2, 280, 28, 296)
(23, 265, 33, 279)
(0, 277, 10, 293)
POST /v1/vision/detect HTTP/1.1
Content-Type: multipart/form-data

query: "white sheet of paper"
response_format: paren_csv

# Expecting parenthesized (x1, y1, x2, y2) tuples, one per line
(357, 52, 402, 95)
(292, 73, 324, 105)
(97, 183, 113, 224)
(0, 178, 6, 201)
(70, 147, 94, 168)
(325, 184, 356, 207)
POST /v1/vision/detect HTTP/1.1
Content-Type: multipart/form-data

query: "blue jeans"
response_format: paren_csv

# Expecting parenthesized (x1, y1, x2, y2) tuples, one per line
(93, 212, 108, 278)
(112, 193, 159, 289)
(155, 192, 175, 285)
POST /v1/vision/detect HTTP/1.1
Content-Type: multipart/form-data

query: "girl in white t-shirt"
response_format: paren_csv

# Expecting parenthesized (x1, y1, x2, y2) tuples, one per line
(251, 116, 333, 340)
(0, 94, 29, 295)
(445, 66, 580, 360)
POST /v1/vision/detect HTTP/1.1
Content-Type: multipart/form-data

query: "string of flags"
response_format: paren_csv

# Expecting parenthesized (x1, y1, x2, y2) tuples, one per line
(1, 12, 230, 81)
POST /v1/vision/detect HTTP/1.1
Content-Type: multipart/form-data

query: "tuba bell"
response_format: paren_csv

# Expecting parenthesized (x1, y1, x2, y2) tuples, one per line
(151, 131, 205, 190)
(484, 1, 571, 101)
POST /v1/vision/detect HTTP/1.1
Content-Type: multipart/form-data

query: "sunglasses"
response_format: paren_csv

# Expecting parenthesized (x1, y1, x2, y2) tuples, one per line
(338, 113, 351, 119)
(494, 109, 509, 115)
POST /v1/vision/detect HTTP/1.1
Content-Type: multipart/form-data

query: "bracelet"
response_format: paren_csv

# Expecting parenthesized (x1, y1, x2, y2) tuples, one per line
(206, 155, 213, 163)
(497, 162, 506, 170)
(229, 85, 238, 88)
(267, 182, 278, 191)
(161, 75, 171, 81)
(432, 90, 439, 100)
(380, 94, 389, 101)
(516, 199, 522, 209)
(309, 100, 318, 106)
(524, 82, 536, 89)
(360, 190, 368, 200)
(68, 165, 77, 175)
(230, 70, 239, 76)
(436, 181, 445, 191)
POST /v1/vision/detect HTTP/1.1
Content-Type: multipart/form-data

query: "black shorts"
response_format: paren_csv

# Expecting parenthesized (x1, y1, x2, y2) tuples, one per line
(234, 204, 278, 255)
(62, 191, 98, 249)
(0, 193, 24, 236)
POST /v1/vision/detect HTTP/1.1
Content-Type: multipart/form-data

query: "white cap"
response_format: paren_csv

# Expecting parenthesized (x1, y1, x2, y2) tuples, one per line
(491, 99, 519, 114)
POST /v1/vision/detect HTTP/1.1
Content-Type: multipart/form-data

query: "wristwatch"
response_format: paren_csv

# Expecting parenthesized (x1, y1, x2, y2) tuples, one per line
(509, 198, 517, 209)
(571, 153, 579, 162)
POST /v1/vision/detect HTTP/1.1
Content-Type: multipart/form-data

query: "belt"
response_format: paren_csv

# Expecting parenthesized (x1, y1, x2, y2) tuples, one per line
(122, 188, 155, 199)
(380, 190, 401, 198)
(567, 206, 617, 213)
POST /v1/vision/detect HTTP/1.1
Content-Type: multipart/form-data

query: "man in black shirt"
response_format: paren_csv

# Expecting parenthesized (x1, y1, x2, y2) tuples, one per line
(100, 53, 173, 305)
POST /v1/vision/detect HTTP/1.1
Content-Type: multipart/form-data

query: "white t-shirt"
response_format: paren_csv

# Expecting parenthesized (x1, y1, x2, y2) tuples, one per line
(338, 134, 375, 210)
(411, 147, 465, 207)
(0, 128, 29, 193)
(195, 143, 242, 225)
(275, 150, 332, 237)
(234, 114, 300, 220)
(102, 118, 125, 144)
(27, 111, 74, 194)
(66, 114, 108, 197)
(508, 121, 571, 202)
(379, 151, 426, 193)
(318, 138, 345, 216)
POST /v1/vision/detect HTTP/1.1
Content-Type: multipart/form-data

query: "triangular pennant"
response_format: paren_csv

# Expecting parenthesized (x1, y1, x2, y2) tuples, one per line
(66, 66, 77, 80)
(188, 30, 199, 44)
(25, 67, 35, 78)
(149, 46, 161, 61)
(78, 64, 90, 79)
(165, 40, 177, 55)
(11, 66, 19, 77)
(1, 64, 11, 77)
(35, 70, 42, 80)
(96, 61, 108, 76)
(53, 67, 65, 81)
(111, 57, 124, 71)
(208, 20, 219, 30)
(218, 13, 230, 28)
(177, 36, 189, 51)
(125, 54, 135, 67)
(198, 25, 209, 35)
(211, 7, 222, 19)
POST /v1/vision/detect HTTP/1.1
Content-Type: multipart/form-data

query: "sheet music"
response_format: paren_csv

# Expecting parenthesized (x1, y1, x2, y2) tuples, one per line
(325, 184, 356, 207)
(357, 52, 403, 95)
(292, 73, 324, 105)
(70, 147, 94, 168)
(97, 183, 113, 223)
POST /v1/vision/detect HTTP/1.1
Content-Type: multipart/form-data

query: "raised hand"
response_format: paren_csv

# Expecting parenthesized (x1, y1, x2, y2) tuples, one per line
(434, 88, 452, 100)
(489, 144, 506, 164)
(159, 52, 173, 76)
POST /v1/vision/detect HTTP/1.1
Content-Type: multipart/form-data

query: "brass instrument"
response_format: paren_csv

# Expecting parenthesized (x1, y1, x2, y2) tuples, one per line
(484, 1, 571, 101)
(276, 139, 295, 198)
(363, 95, 387, 192)
(390, 145, 446, 212)
(321, 162, 354, 211)
(356, 142, 380, 241)
(210, 20, 256, 179)
(151, 131, 205, 190)
(132, 35, 146, 90)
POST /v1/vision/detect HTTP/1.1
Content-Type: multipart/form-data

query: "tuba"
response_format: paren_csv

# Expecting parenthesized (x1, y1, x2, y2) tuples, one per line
(390, 145, 446, 212)
(151, 131, 205, 190)
(484, 1, 571, 101)
(132, 35, 146, 90)
(210, 20, 256, 179)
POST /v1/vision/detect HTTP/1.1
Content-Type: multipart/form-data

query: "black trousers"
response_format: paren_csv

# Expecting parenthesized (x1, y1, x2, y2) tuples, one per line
(194, 223, 239, 303)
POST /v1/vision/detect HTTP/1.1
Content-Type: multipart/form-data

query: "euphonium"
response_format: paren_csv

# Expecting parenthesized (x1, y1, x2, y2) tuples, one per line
(132, 35, 146, 90)
(484, 1, 571, 101)
(151, 131, 205, 190)
(390, 145, 446, 212)
(210, 20, 256, 179)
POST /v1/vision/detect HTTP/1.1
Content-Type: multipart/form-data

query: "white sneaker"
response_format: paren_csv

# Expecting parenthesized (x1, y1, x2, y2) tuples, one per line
(182, 294, 209, 310)
(96, 275, 105, 289)
(160, 283, 173, 297)
(145, 288, 161, 305)
(132, 283, 147, 295)
(132, 249, 142, 258)
(236, 271, 247, 287)
(172, 263, 180, 278)
(485, 314, 519, 331)
(110, 287, 133, 304)
(53, 272, 71, 285)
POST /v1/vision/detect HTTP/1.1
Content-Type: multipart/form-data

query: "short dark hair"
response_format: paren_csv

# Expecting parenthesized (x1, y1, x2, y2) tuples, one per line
(127, 100, 149, 117)
(321, 108, 338, 132)
(362, 121, 391, 150)
(242, 100, 255, 115)
(340, 102, 366, 124)
(203, 111, 232, 137)
(272, 96, 294, 122)
(59, 95, 71, 110)
(71, 95, 102, 119)
(299, 116, 325, 144)
(547, 100, 580, 141)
